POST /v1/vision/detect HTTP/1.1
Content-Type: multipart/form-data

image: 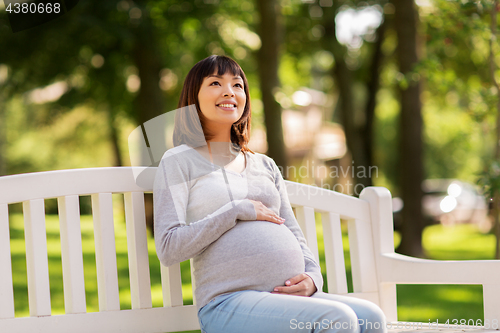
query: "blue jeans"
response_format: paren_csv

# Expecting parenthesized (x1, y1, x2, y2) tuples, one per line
(198, 290, 387, 333)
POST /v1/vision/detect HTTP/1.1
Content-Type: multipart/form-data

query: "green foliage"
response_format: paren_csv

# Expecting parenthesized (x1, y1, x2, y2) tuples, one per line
(373, 87, 400, 193)
(2, 96, 134, 174)
(1, 0, 494, 188)
(0, 0, 267, 175)
(477, 160, 500, 200)
(419, 0, 499, 119)
(423, 98, 485, 181)
(379, 0, 500, 187)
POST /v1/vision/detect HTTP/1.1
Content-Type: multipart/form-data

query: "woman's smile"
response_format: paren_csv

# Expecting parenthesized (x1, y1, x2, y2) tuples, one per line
(217, 103, 237, 111)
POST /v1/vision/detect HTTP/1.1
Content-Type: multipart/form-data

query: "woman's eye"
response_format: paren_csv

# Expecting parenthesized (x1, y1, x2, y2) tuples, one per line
(208, 81, 243, 88)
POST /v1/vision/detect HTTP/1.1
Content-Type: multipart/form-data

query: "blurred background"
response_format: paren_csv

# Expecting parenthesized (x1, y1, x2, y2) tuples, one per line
(1, 0, 500, 325)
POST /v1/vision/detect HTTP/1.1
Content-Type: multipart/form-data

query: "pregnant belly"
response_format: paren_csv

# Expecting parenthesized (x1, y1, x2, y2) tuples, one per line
(195, 221, 306, 292)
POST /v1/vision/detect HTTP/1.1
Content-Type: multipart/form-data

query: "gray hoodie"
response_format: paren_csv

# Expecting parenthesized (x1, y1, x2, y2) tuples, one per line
(153, 144, 323, 310)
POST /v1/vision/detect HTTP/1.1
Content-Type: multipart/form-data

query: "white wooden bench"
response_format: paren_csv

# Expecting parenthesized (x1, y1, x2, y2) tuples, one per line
(1, 167, 499, 333)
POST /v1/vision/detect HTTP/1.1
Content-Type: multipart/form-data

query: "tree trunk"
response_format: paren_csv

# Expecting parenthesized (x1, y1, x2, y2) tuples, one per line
(363, 19, 387, 185)
(0, 96, 6, 176)
(133, 37, 165, 129)
(132, 22, 165, 236)
(107, 108, 123, 167)
(255, 0, 288, 173)
(322, 5, 374, 194)
(394, 0, 424, 257)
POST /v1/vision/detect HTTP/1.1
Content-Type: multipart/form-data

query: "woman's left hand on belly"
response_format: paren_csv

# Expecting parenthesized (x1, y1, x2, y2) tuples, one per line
(271, 273, 317, 297)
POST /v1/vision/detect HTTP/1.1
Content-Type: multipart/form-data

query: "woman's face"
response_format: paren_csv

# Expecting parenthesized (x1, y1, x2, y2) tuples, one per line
(197, 71, 246, 135)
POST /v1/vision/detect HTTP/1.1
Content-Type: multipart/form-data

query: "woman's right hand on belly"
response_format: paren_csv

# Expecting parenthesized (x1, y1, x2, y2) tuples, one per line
(248, 200, 285, 225)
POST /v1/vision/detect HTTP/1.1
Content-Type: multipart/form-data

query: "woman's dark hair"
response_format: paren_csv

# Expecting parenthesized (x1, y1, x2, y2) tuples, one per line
(173, 55, 254, 154)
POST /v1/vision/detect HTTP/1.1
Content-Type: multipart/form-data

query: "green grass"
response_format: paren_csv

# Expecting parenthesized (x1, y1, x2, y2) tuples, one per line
(8, 210, 495, 332)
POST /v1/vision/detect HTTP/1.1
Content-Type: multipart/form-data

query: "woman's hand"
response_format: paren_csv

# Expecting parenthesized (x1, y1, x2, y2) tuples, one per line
(272, 273, 317, 296)
(248, 200, 285, 225)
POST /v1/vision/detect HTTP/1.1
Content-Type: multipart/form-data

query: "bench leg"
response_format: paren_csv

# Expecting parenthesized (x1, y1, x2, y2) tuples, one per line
(379, 283, 397, 323)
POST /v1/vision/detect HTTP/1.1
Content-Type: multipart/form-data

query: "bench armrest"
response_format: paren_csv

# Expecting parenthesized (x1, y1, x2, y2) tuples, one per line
(378, 252, 500, 321)
(379, 252, 500, 285)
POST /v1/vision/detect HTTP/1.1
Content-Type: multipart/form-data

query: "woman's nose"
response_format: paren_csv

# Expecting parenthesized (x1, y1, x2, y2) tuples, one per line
(223, 85, 235, 97)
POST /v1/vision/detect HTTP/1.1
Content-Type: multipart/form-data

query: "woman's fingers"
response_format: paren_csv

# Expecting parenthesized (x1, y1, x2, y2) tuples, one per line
(261, 211, 283, 224)
(286, 273, 308, 286)
(249, 200, 285, 224)
(272, 274, 317, 296)
(272, 282, 306, 295)
(268, 212, 285, 224)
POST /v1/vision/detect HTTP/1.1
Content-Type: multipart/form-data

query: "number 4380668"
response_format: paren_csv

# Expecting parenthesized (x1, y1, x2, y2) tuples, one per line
(6, 2, 61, 14)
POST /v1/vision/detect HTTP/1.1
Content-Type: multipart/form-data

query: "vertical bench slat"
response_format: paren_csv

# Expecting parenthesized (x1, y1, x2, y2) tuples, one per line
(295, 206, 320, 263)
(23, 199, 52, 317)
(190, 258, 196, 306)
(347, 219, 378, 293)
(124, 192, 152, 309)
(58, 195, 87, 314)
(161, 264, 183, 307)
(483, 283, 500, 323)
(91, 193, 120, 311)
(0, 204, 15, 319)
(379, 283, 397, 322)
(321, 212, 348, 294)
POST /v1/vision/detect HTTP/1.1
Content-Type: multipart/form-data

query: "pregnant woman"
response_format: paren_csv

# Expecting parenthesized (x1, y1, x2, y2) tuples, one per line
(154, 55, 386, 333)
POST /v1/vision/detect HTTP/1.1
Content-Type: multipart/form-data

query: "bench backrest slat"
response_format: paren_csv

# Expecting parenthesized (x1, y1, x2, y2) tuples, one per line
(347, 219, 378, 293)
(321, 212, 348, 294)
(0, 168, 156, 204)
(91, 193, 120, 311)
(23, 199, 52, 317)
(161, 264, 183, 307)
(190, 258, 197, 306)
(295, 206, 320, 264)
(124, 192, 153, 310)
(285, 181, 370, 221)
(0, 203, 15, 319)
(58, 195, 87, 314)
